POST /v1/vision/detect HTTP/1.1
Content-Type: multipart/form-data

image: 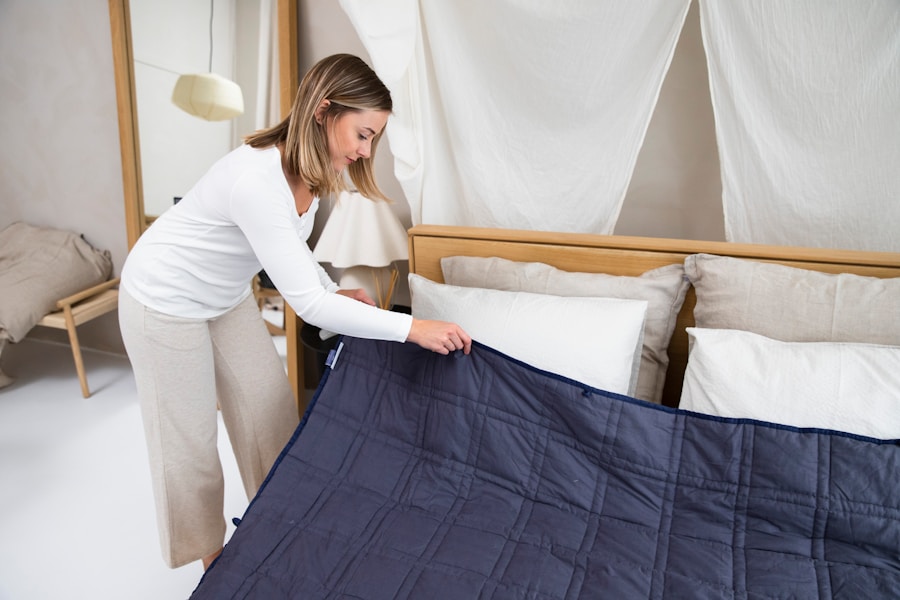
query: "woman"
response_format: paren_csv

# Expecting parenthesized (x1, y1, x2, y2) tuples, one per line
(119, 54, 471, 570)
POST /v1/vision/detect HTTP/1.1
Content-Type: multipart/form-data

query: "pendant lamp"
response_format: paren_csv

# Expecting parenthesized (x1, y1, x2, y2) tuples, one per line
(171, 0, 244, 121)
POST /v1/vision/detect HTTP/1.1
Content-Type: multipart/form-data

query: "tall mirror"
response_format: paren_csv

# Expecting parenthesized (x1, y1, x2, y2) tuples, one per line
(108, 0, 298, 248)
(108, 0, 305, 397)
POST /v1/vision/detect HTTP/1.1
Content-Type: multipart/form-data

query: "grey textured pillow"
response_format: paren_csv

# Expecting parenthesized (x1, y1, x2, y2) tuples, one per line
(441, 256, 690, 404)
(0, 222, 113, 342)
(684, 253, 900, 344)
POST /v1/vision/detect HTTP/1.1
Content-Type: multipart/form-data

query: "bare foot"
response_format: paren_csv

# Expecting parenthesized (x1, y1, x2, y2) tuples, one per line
(201, 547, 222, 571)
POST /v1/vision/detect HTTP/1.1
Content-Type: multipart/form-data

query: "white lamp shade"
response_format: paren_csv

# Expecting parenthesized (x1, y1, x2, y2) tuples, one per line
(172, 73, 244, 121)
(313, 191, 409, 268)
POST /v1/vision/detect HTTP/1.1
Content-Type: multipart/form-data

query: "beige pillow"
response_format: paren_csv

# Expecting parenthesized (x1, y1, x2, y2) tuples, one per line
(441, 256, 690, 404)
(684, 254, 900, 344)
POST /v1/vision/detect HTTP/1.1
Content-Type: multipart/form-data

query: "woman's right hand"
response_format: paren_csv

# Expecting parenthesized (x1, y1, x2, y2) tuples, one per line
(406, 318, 472, 355)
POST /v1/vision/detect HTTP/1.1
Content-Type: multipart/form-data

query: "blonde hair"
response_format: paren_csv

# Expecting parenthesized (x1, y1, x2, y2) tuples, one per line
(244, 54, 392, 200)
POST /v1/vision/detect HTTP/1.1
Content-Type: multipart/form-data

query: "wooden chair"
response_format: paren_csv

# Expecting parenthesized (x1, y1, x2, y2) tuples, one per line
(36, 278, 120, 398)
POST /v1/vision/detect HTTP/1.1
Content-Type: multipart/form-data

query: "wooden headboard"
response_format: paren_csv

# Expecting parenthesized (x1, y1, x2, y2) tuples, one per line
(408, 225, 900, 408)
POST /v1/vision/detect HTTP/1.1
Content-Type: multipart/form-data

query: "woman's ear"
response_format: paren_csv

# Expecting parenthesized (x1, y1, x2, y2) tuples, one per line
(314, 99, 331, 125)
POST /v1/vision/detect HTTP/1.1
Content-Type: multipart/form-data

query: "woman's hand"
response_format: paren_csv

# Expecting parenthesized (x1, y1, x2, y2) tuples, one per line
(336, 288, 376, 306)
(406, 318, 472, 355)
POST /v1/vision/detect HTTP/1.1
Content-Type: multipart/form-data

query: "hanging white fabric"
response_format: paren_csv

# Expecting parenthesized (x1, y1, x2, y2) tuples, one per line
(255, 0, 280, 130)
(700, 0, 900, 252)
(340, 0, 691, 233)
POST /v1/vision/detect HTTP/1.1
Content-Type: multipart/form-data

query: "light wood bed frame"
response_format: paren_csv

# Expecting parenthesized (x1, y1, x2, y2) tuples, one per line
(405, 225, 900, 408)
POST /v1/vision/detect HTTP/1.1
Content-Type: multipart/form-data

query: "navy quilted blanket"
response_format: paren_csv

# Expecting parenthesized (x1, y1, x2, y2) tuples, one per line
(192, 337, 900, 599)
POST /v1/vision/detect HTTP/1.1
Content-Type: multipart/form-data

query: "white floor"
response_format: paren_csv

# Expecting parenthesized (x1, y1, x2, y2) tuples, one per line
(0, 318, 289, 600)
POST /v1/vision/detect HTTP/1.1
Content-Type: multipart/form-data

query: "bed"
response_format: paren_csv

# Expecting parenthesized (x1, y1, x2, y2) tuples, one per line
(191, 225, 900, 599)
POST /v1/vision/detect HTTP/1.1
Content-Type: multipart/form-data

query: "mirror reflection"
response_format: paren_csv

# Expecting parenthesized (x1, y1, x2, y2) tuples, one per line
(130, 0, 280, 220)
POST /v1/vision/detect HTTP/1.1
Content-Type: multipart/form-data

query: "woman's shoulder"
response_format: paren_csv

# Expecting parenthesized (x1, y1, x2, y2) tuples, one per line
(225, 143, 279, 164)
(211, 144, 281, 180)
(223, 146, 292, 206)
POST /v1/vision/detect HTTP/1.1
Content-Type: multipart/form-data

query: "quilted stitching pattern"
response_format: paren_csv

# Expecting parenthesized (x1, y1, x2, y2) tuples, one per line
(193, 338, 900, 599)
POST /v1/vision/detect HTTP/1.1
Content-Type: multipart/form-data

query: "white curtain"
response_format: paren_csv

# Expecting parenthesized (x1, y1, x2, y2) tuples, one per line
(341, 0, 691, 233)
(255, 0, 281, 129)
(231, 0, 280, 148)
(701, 1, 900, 252)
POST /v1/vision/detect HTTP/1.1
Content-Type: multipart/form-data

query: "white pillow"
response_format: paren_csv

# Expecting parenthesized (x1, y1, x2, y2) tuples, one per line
(409, 274, 648, 396)
(441, 256, 690, 404)
(680, 327, 900, 439)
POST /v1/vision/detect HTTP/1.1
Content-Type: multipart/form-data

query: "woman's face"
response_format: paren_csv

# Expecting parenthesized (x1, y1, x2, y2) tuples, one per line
(324, 108, 389, 173)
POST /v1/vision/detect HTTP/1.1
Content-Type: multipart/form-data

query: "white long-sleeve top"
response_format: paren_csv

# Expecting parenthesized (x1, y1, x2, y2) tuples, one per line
(121, 144, 412, 342)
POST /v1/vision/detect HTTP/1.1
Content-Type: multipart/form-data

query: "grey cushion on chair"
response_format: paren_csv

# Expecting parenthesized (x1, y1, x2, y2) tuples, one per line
(0, 222, 113, 343)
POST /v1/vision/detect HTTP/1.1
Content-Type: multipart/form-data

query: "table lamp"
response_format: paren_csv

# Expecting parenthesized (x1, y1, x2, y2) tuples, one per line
(313, 190, 409, 310)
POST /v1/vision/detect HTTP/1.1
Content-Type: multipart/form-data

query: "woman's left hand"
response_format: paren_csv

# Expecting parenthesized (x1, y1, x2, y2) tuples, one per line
(337, 288, 376, 306)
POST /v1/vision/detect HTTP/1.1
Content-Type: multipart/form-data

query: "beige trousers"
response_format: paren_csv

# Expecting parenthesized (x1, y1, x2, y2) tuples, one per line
(119, 289, 298, 568)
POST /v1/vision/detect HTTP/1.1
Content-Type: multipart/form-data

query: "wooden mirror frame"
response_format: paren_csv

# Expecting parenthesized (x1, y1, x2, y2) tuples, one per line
(107, 0, 143, 251)
(107, 0, 307, 408)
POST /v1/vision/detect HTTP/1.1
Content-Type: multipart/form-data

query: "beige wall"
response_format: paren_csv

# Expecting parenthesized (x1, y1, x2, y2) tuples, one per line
(0, 0, 725, 352)
(618, 1, 724, 241)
